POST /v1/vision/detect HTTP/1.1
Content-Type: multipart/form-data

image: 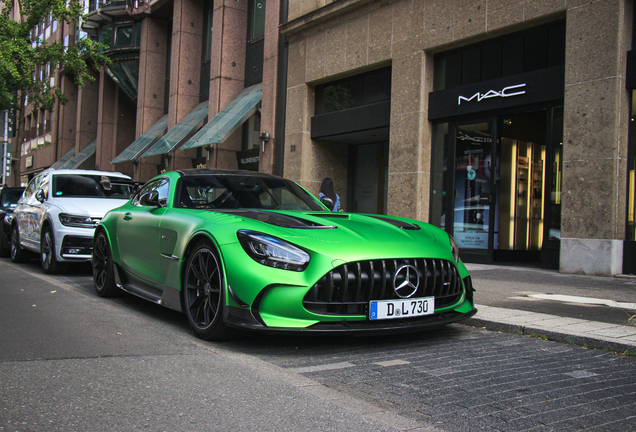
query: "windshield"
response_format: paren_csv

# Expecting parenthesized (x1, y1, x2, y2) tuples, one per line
(1, 189, 24, 209)
(176, 175, 325, 211)
(52, 175, 131, 198)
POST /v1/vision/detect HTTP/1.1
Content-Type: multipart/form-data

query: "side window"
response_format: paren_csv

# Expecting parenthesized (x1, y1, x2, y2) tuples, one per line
(133, 178, 170, 207)
(37, 176, 50, 200)
(22, 177, 38, 199)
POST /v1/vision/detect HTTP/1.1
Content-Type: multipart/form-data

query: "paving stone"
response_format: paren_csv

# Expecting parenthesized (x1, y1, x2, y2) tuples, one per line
(230, 325, 636, 431)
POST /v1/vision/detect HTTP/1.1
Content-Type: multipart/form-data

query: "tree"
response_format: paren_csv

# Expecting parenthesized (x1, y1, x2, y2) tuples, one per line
(0, 0, 110, 159)
(0, 0, 110, 111)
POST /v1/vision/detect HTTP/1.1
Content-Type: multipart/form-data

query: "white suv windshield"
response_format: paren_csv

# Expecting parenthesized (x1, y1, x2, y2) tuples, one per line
(52, 175, 130, 199)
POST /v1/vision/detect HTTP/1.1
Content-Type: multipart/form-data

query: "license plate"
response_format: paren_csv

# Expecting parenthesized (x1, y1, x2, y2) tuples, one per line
(369, 297, 434, 320)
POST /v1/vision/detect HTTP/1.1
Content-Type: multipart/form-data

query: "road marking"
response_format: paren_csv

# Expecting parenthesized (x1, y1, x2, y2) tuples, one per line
(527, 294, 636, 310)
(375, 359, 410, 367)
(290, 361, 356, 374)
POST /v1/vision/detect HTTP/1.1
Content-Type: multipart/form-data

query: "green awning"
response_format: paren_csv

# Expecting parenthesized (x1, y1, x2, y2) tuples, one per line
(59, 140, 97, 169)
(110, 114, 168, 164)
(180, 83, 262, 151)
(142, 101, 209, 158)
(50, 148, 75, 169)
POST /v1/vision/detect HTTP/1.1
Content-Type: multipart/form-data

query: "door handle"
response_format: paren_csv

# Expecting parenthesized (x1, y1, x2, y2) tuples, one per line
(123, 212, 132, 221)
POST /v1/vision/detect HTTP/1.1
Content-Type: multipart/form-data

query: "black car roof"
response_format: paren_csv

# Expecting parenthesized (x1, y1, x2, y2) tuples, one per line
(176, 169, 284, 180)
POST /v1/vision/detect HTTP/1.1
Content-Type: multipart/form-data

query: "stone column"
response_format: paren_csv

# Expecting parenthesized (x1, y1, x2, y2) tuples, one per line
(56, 74, 78, 164)
(386, 0, 424, 221)
(560, 1, 632, 275)
(207, 0, 247, 169)
(259, 0, 280, 174)
(75, 69, 99, 156)
(96, 71, 117, 171)
(169, 0, 204, 170)
(136, 16, 170, 181)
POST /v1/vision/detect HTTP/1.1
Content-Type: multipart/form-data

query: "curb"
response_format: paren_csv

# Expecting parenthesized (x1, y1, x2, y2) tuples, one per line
(461, 315, 636, 354)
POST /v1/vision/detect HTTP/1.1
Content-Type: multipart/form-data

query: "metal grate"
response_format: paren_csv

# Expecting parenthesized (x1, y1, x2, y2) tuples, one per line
(303, 258, 464, 316)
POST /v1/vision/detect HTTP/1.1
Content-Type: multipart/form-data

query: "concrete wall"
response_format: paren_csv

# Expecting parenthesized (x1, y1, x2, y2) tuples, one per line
(282, 0, 633, 275)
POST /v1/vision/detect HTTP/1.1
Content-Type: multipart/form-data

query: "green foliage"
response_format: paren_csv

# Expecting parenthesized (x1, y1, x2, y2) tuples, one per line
(0, 0, 111, 112)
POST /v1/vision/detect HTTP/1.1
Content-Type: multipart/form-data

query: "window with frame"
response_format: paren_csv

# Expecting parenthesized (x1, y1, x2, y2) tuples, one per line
(134, 178, 170, 206)
(249, 0, 266, 42)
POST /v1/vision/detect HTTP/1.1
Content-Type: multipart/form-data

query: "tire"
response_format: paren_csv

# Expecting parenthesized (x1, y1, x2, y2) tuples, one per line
(0, 228, 9, 258)
(41, 226, 67, 274)
(182, 241, 234, 341)
(10, 224, 30, 263)
(92, 231, 120, 297)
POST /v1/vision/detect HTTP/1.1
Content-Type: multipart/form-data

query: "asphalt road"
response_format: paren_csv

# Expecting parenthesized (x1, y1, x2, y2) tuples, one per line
(1, 258, 635, 431)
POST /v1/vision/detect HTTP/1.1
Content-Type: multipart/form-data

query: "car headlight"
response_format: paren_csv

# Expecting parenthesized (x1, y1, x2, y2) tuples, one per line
(237, 230, 310, 271)
(59, 214, 100, 228)
(449, 234, 460, 263)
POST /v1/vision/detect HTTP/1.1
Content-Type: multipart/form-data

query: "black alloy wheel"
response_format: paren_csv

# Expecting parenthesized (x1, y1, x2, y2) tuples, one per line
(41, 226, 66, 274)
(10, 224, 30, 263)
(182, 241, 234, 340)
(0, 228, 8, 258)
(92, 231, 119, 297)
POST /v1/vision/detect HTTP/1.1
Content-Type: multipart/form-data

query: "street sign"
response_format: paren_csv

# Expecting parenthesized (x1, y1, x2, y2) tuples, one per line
(1, 142, 11, 185)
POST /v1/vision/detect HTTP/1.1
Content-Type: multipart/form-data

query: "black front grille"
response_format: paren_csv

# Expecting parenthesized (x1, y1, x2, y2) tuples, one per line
(303, 258, 464, 316)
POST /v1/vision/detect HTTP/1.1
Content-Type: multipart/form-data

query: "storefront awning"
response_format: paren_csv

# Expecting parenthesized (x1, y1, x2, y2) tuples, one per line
(59, 140, 97, 169)
(110, 114, 169, 164)
(142, 101, 209, 158)
(180, 83, 262, 151)
(50, 148, 76, 169)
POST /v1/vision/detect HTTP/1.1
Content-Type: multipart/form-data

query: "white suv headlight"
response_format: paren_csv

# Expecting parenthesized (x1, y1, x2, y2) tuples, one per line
(59, 214, 101, 228)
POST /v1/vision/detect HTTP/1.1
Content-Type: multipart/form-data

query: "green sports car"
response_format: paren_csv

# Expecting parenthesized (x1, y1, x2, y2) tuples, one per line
(92, 169, 476, 340)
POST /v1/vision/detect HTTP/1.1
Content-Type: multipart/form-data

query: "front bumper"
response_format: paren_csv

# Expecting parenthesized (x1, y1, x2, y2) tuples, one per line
(224, 305, 477, 335)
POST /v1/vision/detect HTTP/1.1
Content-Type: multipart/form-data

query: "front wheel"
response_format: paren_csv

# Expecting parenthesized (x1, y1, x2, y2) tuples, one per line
(92, 231, 120, 297)
(10, 225, 30, 263)
(182, 241, 234, 341)
(41, 226, 66, 274)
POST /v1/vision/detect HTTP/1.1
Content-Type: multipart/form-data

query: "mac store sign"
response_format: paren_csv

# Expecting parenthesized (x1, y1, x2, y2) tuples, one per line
(428, 66, 564, 120)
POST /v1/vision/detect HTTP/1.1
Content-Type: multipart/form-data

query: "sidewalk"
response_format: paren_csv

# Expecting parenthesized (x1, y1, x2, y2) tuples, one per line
(461, 263, 636, 353)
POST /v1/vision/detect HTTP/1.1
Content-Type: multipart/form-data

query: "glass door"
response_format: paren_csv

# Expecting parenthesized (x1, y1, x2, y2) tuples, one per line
(448, 120, 497, 262)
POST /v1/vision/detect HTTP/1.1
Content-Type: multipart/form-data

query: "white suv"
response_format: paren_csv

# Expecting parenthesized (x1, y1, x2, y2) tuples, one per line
(11, 169, 133, 273)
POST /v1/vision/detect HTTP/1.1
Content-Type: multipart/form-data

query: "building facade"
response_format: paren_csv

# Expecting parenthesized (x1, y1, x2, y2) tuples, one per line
(12, 0, 283, 183)
(8, 0, 636, 276)
(281, 0, 636, 276)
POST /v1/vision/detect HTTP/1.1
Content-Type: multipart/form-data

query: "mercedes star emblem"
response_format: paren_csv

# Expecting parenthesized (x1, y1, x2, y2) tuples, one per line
(393, 264, 420, 298)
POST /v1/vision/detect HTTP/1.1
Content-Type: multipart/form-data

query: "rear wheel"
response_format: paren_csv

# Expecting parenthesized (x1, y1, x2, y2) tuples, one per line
(10, 225, 30, 263)
(41, 226, 66, 274)
(0, 229, 9, 257)
(182, 240, 234, 340)
(92, 231, 119, 297)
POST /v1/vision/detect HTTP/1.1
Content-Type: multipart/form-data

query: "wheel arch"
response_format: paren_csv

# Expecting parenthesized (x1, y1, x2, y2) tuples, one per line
(179, 231, 227, 302)
(95, 224, 120, 262)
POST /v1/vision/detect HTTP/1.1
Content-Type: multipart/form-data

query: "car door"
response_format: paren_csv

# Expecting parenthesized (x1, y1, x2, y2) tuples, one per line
(28, 174, 50, 251)
(16, 175, 44, 250)
(117, 178, 169, 290)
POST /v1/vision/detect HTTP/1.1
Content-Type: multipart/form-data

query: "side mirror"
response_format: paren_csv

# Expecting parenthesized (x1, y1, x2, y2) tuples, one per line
(139, 191, 160, 207)
(100, 176, 112, 191)
(320, 196, 335, 211)
(35, 189, 46, 203)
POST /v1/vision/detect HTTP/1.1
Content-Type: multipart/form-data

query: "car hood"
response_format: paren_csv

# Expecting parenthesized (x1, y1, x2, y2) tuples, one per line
(51, 198, 130, 218)
(209, 210, 451, 261)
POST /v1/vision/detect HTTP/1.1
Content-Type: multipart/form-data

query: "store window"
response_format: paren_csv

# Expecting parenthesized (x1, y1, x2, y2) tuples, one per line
(433, 20, 565, 91)
(315, 68, 391, 115)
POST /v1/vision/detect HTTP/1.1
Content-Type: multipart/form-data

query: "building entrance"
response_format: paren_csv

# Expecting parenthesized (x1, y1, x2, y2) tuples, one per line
(432, 107, 563, 267)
